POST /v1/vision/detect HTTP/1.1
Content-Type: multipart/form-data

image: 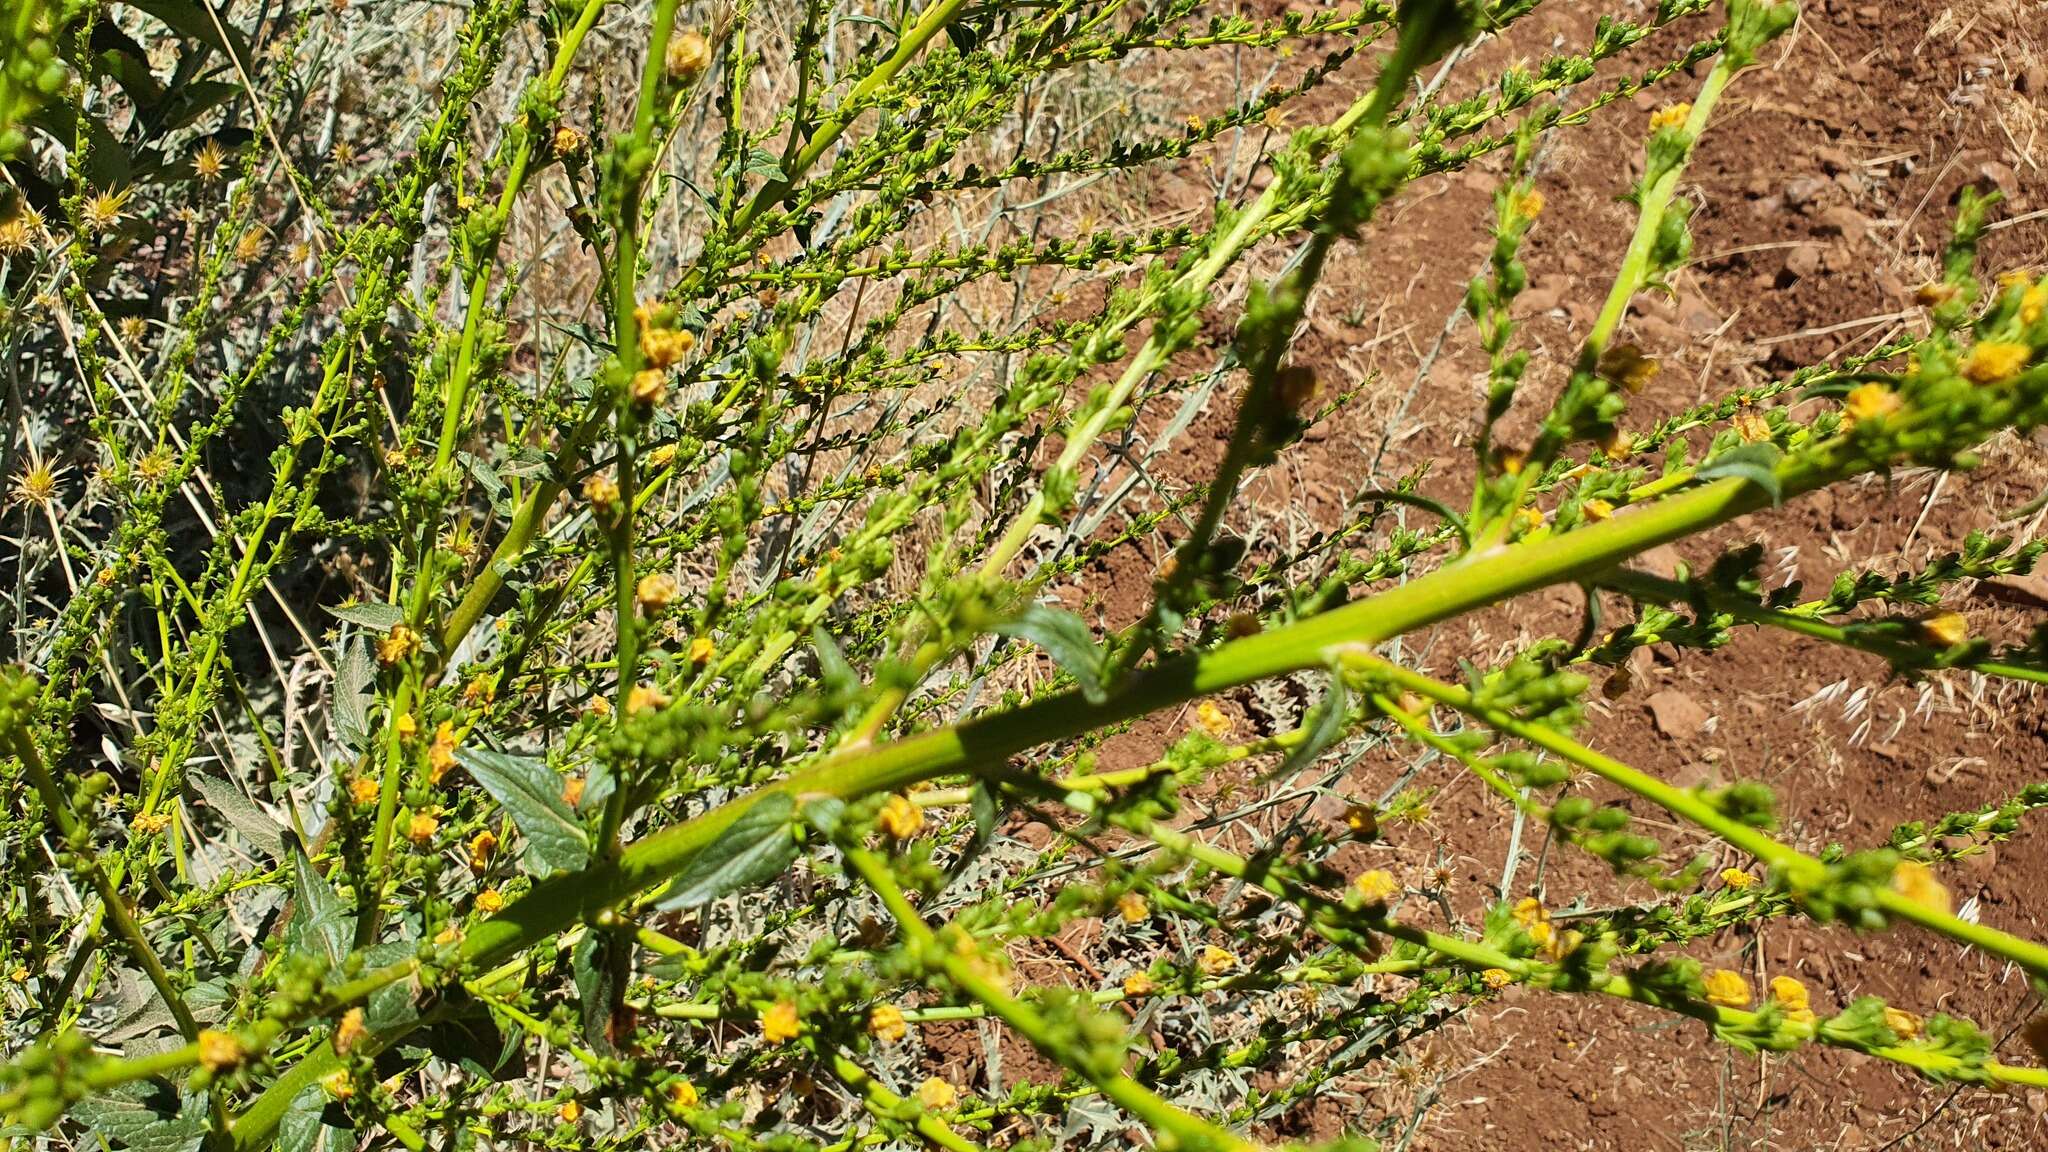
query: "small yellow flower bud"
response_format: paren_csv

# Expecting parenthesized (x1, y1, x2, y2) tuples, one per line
(1511, 896, 1548, 927)
(393, 712, 418, 739)
(1768, 975, 1810, 1013)
(1918, 611, 1968, 648)
(1194, 700, 1232, 738)
(406, 811, 439, 843)
(333, 1007, 368, 1054)
(1122, 971, 1157, 997)
(1702, 968, 1752, 1008)
(428, 721, 458, 784)
(636, 573, 678, 612)
(629, 368, 669, 408)
(1117, 892, 1150, 924)
(562, 775, 586, 807)
(322, 1069, 354, 1100)
(582, 473, 621, 506)
(349, 775, 381, 806)
(668, 1079, 700, 1110)
(761, 999, 801, 1043)
(689, 635, 715, 664)
(1582, 498, 1615, 522)
(1197, 945, 1237, 976)
(639, 324, 695, 370)
(1883, 1006, 1922, 1039)
(916, 1077, 958, 1110)
(1961, 341, 2029, 384)
(1720, 868, 1755, 889)
(868, 1004, 907, 1043)
(476, 888, 505, 914)
(469, 829, 497, 870)
(627, 685, 670, 715)
(878, 793, 925, 840)
(1649, 102, 1692, 131)
(1842, 382, 1902, 423)
(551, 124, 585, 156)
(1890, 859, 1951, 915)
(558, 1099, 582, 1123)
(198, 1029, 245, 1072)
(1353, 869, 1400, 905)
(1514, 188, 1545, 219)
(376, 623, 421, 667)
(665, 30, 711, 79)
(1481, 968, 1515, 989)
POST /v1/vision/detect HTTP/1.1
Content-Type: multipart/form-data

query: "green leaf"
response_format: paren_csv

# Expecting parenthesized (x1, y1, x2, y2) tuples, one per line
(657, 793, 798, 909)
(1694, 442, 1784, 505)
(993, 604, 1109, 703)
(278, 1085, 355, 1152)
(73, 1080, 206, 1152)
(1266, 675, 1349, 781)
(188, 771, 285, 860)
(332, 637, 374, 751)
(326, 602, 405, 631)
(286, 833, 351, 970)
(456, 747, 590, 876)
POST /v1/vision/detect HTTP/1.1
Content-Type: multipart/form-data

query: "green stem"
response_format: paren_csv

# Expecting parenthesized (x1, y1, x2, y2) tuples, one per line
(844, 848, 1263, 1152)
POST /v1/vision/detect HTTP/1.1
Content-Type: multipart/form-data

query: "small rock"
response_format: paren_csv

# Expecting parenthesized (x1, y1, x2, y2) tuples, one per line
(1647, 690, 1710, 741)
(1784, 244, 1823, 279)
(1816, 146, 1853, 174)
(1783, 176, 1828, 210)
(1980, 572, 2048, 609)
(1815, 205, 1870, 242)
(2020, 65, 2047, 95)
(1636, 544, 1687, 578)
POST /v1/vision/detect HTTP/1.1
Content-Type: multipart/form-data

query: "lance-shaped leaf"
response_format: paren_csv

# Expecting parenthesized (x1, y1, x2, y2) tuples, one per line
(657, 792, 798, 909)
(456, 747, 591, 876)
(993, 603, 1109, 703)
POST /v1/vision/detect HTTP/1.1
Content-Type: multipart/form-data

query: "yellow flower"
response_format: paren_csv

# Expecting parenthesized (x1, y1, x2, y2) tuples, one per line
(552, 124, 586, 156)
(1514, 188, 1545, 219)
(198, 1029, 245, 1072)
(868, 1004, 907, 1043)
(1599, 429, 1633, 460)
(333, 1007, 368, 1054)
(689, 635, 715, 664)
(1917, 611, 1968, 648)
(1768, 975, 1810, 1013)
(476, 888, 504, 914)
(428, 722, 458, 783)
(2021, 284, 2046, 325)
(1481, 968, 1515, 990)
(1961, 340, 2030, 384)
(761, 999, 801, 1043)
(1353, 869, 1400, 905)
(635, 572, 678, 612)
(878, 793, 925, 840)
(1194, 700, 1231, 738)
(433, 925, 462, 946)
(582, 472, 621, 506)
(394, 712, 418, 739)
(1842, 382, 1902, 423)
(916, 1077, 958, 1110)
(1511, 896, 1548, 928)
(1197, 945, 1237, 976)
(1720, 868, 1755, 889)
(1883, 1006, 1922, 1040)
(1122, 971, 1157, 997)
(1597, 343, 1659, 393)
(627, 685, 670, 715)
(562, 775, 587, 807)
(406, 811, 439, 843)
(469, 829, 497, 871)
(640, 324, 695, 370)
(1913, 281, 1960, 307)
(1515, 506, 1545, 535)
(1733, 407, 1771, 444)
(558, 1099, 582, 1123)
(462, 674, 497, 705)
(192, 139, 229, 181)
(1582, 498, 1614, 522)
(666, 29, 712, 79)
(1116, 892, 1150, 924)
(629, 368, 669, 408)
(1649, 102, 1692, 131)
(1890, 860, 1951, 915)
(1343, 803, 1379, 840)
(349, 775, 380, 806)
(376, 623, 421, 667)
(668, 1079, 699, 1110)
(1702, 968, 1752, 1008)
(321, 1069, 354, 1100)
